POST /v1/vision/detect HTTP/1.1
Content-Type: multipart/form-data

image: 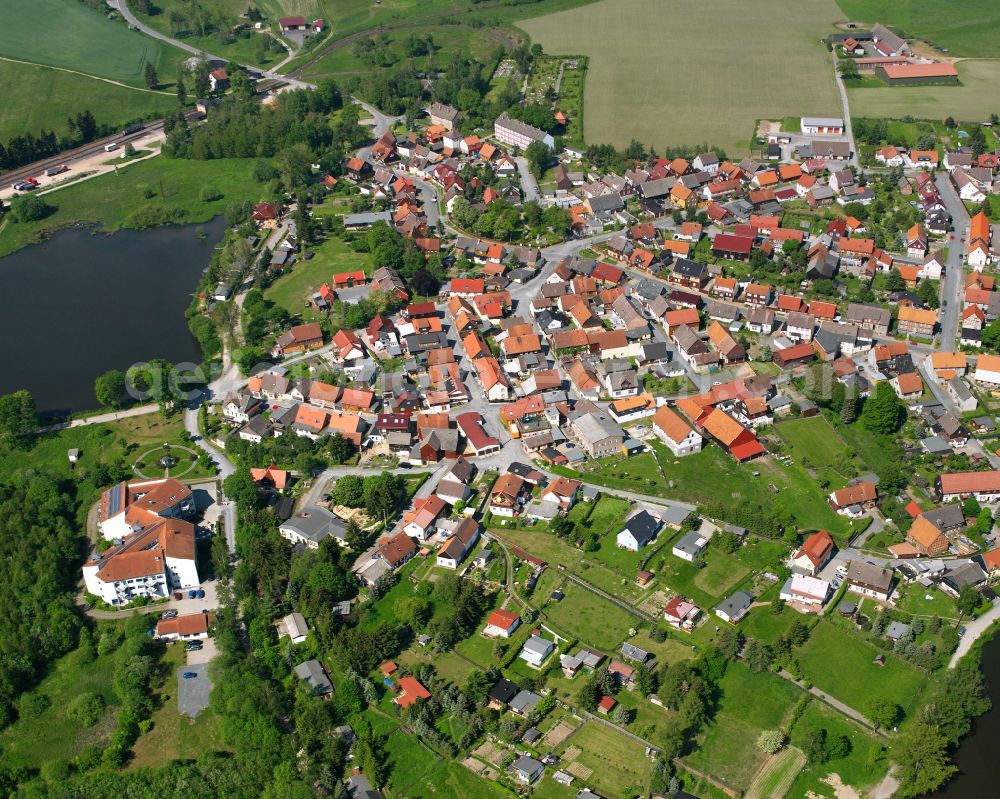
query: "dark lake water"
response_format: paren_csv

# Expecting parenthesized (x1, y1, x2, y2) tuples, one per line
(0, 218, 226, 416)
(928, 631, 1000, 798)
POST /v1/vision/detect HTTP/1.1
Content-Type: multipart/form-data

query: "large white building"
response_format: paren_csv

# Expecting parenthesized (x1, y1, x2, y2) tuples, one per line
(83, 517, 199, 606)
(494, 114, 555, 151)
(800, 116, 844, 135)
(97, 478, 196, 540)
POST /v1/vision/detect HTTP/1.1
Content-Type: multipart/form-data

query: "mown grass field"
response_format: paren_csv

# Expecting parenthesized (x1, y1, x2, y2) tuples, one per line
(848, 59, 1000, 122)
(556, 720, 652, 798)
(796, 619, 927, 715)
(684, 664, 800, 791)
(836, 0, 1000, 57)
(0, 157, 265, 258)
(0, 0, 181, 84)
(744, 746, 807, 799)
(539, 580, 635, 651)
(0, 59, 174, 141)
(519, 0, 842, 154)
(264, 236, 372, 317)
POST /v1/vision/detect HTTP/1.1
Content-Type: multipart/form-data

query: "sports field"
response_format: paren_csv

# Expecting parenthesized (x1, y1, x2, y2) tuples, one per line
(0, 0, 181, 85)
(0, 59, 175, 141)
(848, 59, 1000, 122)
(519, 0, 842, 154)
(836, 0, 1000, 57)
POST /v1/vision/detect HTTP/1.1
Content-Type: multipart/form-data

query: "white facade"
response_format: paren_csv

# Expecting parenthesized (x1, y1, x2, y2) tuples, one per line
(779, 574, 830, 606)
(654, 423, 702, 456)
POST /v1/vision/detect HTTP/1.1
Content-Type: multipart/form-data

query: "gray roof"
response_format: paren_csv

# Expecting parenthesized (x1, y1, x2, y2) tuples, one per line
(512, 755, 544, 775)
(509, 689, 542, 714)
(294, 659, 333, 695)
(847, 560, 892, 591)
(802, 116, 844, 128)
(521, 636, 554, 659)
(921, 503, 965, 532)
(495, 114, 551, 144)
(344, 211, 393, 226)
(717, 591, 753, 617)
(588, 192, 625, 213)
(571, 411, 625, 445)
(673, 531, 707, 557)
(660, 504, 692, 527)
(885, 621, 910, 641)
(281, 506, 348, 544)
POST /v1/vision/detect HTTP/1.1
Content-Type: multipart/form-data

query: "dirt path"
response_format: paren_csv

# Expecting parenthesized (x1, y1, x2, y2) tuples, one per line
(0, 54, 173, 95)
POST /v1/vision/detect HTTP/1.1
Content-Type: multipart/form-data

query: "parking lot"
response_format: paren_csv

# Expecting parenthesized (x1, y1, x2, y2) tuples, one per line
(164, 580, 220, 614)
(176, 662, 212, 717)
(185, 637, 218, 665)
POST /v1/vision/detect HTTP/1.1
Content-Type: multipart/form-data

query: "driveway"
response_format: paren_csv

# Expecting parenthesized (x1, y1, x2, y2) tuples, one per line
(186, 637, 218, 665)
(177, 662, 212, 717)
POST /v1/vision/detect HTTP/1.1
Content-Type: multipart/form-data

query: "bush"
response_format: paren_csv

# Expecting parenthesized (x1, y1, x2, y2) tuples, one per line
(126, 204, 184, 229)
(67, 692, 106, 727)
(16, 691, 50, 719)
(200, 183, 223, 202)
(40, 759, 71, 782)
(11, 193, 55, 223)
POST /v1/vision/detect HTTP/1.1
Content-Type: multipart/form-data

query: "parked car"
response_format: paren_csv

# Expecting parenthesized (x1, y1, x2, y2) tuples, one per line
(188, 589, 197, 599)
(162, 610, 178, 619)
(197, 589, 205, 599)
(182, 672, 198, 679)
(185, 642, 203, 651)
(174, 592, 182, 600)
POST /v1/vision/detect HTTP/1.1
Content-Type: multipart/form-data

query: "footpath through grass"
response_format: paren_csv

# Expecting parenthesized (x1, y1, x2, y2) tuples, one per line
(796, 619, 927, 715)
(0, 59, 175, 141)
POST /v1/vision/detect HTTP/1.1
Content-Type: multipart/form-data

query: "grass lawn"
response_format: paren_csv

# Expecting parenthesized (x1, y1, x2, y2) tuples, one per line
(129, 643, 226, 767)
(0, 59, 175, 141)
(0, 157, 267, 258)
(571, 443, 853, 540)
(627, 628, 698, 666)
(130, 0, 293, 68)
(264, 235, 371, 317)
(382, 725, 512, 799)
(0, 0, 182, 84)
(787, 699, 888, 798)
(0, 413, 216, 526)
(848, 60, 1000, 122)
(774, 416, 850, 470)
(519, 0, 841, 154)
(555, 720, 652, 798)
(741, 604, 810, 643)
(796, 619, 927, 715)
(835, 0, 1000, 57)
(0, 635, 122, 771)
(893, 583, 960, 620)
(684, 663, 800, 792)
(744, 746, 807, 799)
(539, 580, 635, 651)
(654, 533, 786, 609)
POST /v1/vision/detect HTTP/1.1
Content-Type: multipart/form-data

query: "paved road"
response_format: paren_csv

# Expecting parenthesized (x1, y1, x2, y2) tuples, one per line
(514, 156, 541, 203)
(949, 600, 1000, 668)
(934, 172, 970, 351)
(110, 0, 311, 88)
(830, 49, 859, 169)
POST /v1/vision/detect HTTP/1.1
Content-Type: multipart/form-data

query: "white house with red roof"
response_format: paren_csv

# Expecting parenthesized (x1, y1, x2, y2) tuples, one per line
(483, 608, 521, 638)
(790, 530, 836, 576)
(663, 596, 700, 630)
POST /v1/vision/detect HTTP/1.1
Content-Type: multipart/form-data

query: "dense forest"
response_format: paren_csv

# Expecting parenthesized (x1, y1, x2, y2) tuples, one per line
(0, 472, 83, 728)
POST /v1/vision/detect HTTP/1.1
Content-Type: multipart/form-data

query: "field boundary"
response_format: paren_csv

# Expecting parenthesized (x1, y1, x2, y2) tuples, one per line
(0, 55, 173, 95)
